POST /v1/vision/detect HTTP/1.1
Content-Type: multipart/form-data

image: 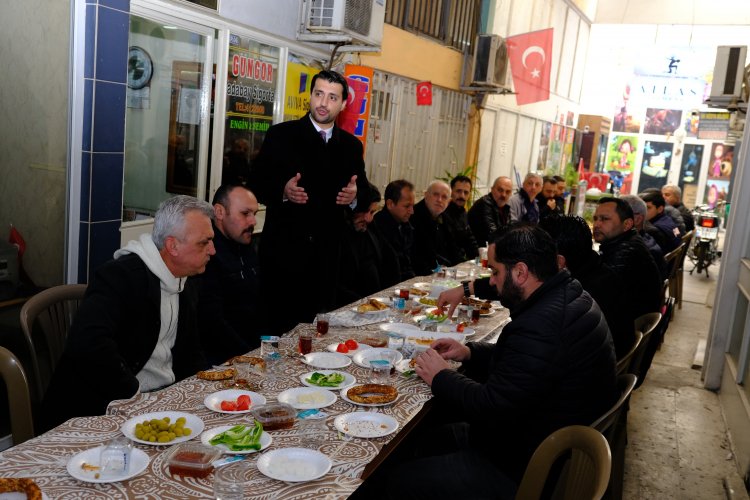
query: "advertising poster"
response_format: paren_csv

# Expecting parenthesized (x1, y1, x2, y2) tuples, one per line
(637, 141, 673, 192)
(708, 143, 733, 179)
(678, 143, 703, 207)
(284, 61, 317, 121)
(704, 179, 730, 209)
(547, 123, 563, 172)
(684, 111, 700, 138)
(643, 108, 682, 135)
(537, 122, 551, 171)
(342, 64, 374, 153)
(606, 135, 638, 194)
(698, 112, 731, 140)
(223, 33, 279, 184)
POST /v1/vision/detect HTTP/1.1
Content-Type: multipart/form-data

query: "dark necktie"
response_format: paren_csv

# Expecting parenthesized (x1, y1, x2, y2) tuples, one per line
(319, 130, 327, 143)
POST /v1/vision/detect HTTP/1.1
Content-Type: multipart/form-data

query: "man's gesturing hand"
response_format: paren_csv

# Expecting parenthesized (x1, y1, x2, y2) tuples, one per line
(336, 175, 358, 205)
(284, 173, 308, 204)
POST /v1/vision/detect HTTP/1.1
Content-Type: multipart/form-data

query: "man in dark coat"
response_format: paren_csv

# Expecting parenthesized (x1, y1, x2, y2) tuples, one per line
(198, 184, 263, 365)
(442, 175, 479, 261)
(371, 225, 618, 499)
(411, 180, 465, 276)
(467, 175, 512, 246)
(593, 197, 663, 321)
(509, 172, 543, 223)
(42, 196, 213, 431)
(662, 184, 695, 231)
(639, 190, 682, 253)
(248, 70, 370, 333)
(536, 175, 564, 220)
(337, 183, 401, 306)
(372, 179, 416, 282)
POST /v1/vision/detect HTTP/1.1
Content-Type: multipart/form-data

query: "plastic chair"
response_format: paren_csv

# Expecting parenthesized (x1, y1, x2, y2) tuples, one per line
(0, 346, 35, 445)
(629, 312, 663, 389)
(591, 374, 638, 500)
(516, 425, 611, 500)
(615, 331, 642, 377)
(19, 284, 87, 400)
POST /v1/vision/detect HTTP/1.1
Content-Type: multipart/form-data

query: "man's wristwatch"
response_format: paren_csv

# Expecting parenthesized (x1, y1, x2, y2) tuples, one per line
(462, 280, 471, 297)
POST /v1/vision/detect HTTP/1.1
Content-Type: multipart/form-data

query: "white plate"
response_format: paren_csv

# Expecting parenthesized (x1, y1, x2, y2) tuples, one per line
(401, 330, 467, 345)
(455, 270, 468, 279)
(256, 448, 332, 482)
(334, 412, 399, 438)
(326, 342, 372, 357)
(300, 370, 356, 390)
(340, 385, 399, 407)
(201, 425, 272, 454)
(204, 389, 267, 414)
(121, 411, 204, 446)
(302, 352, 352, 369)
(350, 297, 391, 315)
(66, 446, 149, 483)
(277, 387, 337, 410)
(352, 348, 403, 369)
(412, 282, 431, 291)
(378, 323, 420, 335)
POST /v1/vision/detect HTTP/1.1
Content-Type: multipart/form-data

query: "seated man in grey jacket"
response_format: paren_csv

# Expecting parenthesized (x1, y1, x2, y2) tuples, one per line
(362, 225, 618, 499)
(42, 195, 214, 430)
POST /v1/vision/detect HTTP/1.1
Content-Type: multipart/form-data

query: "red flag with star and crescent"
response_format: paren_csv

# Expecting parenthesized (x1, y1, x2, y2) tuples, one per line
(416, 81, 432, 106)
(507, 28, 553, 105)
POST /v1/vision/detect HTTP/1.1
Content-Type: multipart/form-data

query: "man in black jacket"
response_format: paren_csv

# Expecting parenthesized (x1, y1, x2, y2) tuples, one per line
(198, 184, 263, 365)
(337, 183, 401, 306)
(42, 196, 213, 430)
(371, 225, 617, 499)
(248, 70, 370, 332)
(411, 180, 465, 276)
(662, 184, 695, 231)
(467, 175, 512, 246)
(593, 197, 663, 321)
(443, 175, 479, 261)
(372, 179, 416, 281)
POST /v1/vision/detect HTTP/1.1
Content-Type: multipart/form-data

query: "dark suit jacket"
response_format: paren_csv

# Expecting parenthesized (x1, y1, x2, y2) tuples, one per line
(411, 200, 464, 276)
(42, 254, 206, 431)
(248, 114, 370, 329)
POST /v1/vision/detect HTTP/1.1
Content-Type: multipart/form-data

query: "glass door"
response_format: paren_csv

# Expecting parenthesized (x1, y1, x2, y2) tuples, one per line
(122, 11, 214, 225)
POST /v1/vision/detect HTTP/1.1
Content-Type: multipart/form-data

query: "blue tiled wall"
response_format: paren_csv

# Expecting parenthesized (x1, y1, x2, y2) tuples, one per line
(79, 0, 130, 282)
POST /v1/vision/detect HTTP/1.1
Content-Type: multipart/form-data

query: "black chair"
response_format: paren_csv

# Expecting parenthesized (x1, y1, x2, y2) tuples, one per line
(591, 374, 638, 500)
(674, 231, 694, 310)
(631, 310, 667, 389)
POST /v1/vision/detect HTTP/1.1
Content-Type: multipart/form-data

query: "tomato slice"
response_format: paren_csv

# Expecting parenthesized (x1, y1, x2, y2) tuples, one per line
(345, 339, 358, 350)
(456, 323, 465, 332)
(236, 400, 250, 411)
(220, 400, 237, 411)
(236, 395, 251, 406)
(336, 343, 349, 353)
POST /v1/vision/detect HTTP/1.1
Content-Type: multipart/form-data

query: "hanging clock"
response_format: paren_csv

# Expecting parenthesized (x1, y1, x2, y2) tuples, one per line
(127, 46, 153, 90)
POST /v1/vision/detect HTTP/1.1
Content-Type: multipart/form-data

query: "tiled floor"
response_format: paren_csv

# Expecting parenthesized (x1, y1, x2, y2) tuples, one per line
(623, 257, 749, 499)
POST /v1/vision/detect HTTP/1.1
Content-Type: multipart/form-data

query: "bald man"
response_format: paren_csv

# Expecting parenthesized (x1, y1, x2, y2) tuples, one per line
(468, 176, 513, 246)
(411, 180, 464, 275)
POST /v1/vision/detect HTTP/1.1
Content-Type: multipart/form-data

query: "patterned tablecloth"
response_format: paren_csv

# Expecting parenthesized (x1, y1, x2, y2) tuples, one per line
(0, 271, 510, 499)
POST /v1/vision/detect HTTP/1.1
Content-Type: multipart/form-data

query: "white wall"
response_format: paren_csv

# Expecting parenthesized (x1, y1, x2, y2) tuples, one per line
(594, 0, 750, 25)
(0, 0, 69, 286)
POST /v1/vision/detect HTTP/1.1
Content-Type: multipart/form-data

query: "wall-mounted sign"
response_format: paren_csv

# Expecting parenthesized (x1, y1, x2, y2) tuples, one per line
(697, 112, 731, 140)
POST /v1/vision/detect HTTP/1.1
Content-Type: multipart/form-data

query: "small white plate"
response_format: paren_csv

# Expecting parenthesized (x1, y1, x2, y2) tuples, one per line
(299, 370, 356, 390)
(455, 270, 468, 279)
(412, 282, 431, 291)
(257, 448, 332, 482)
(378, 323, 420, 335)
(66, 446, 149, 483)
(340, 385, 399, 407)
(121, 411, 203, 446)
(352, 348, 403, 369)
(201, 425, 272, 454)
(351, 297, 391, 315)
(302, 352, 352, 369)
(204, 389, 267, 414)
(326, 342, 372, 357)
(277, 387, 337, 410)
(334, 412, 399, 438)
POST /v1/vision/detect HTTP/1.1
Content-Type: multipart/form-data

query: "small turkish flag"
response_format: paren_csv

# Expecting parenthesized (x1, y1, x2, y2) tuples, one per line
(416, 81, 432, 106)
(507, 28, 553, 105)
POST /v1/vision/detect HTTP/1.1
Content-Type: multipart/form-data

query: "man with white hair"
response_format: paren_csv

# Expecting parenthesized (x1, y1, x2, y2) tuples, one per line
(662, 184, 694, 231)
(43, 195, 214, 430)
(411, 180, 464, 275)
(508, 172, 543, 223)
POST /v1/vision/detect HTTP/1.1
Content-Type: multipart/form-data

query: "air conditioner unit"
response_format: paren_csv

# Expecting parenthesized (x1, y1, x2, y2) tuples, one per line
(705, 45, 747, 109)
(470, 35, 509, 89)
(299, 0, 385, 47)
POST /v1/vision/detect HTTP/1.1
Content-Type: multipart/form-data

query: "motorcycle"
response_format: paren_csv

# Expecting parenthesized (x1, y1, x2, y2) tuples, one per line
(688, 204, 721, 276)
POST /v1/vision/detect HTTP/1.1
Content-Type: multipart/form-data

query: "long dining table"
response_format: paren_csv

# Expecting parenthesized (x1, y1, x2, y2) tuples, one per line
(0, 269, 510, 499)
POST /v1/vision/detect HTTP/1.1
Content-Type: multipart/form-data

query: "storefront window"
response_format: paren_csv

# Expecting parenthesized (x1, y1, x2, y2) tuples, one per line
(122, 16, 211, 220)
(220, 34, 279, 185)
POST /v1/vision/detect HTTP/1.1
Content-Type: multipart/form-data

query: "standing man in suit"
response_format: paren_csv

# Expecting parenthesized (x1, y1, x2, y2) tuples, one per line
(249, 70, 371, 333)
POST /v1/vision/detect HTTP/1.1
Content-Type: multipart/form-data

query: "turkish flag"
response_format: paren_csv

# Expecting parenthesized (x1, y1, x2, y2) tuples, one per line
(416, 81, 432, 106)
(336, 76, 368, 136)
(507, 28, 553, 105)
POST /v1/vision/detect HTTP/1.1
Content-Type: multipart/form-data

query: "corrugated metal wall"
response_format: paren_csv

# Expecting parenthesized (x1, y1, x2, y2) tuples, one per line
(365, 71, 471, 195)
